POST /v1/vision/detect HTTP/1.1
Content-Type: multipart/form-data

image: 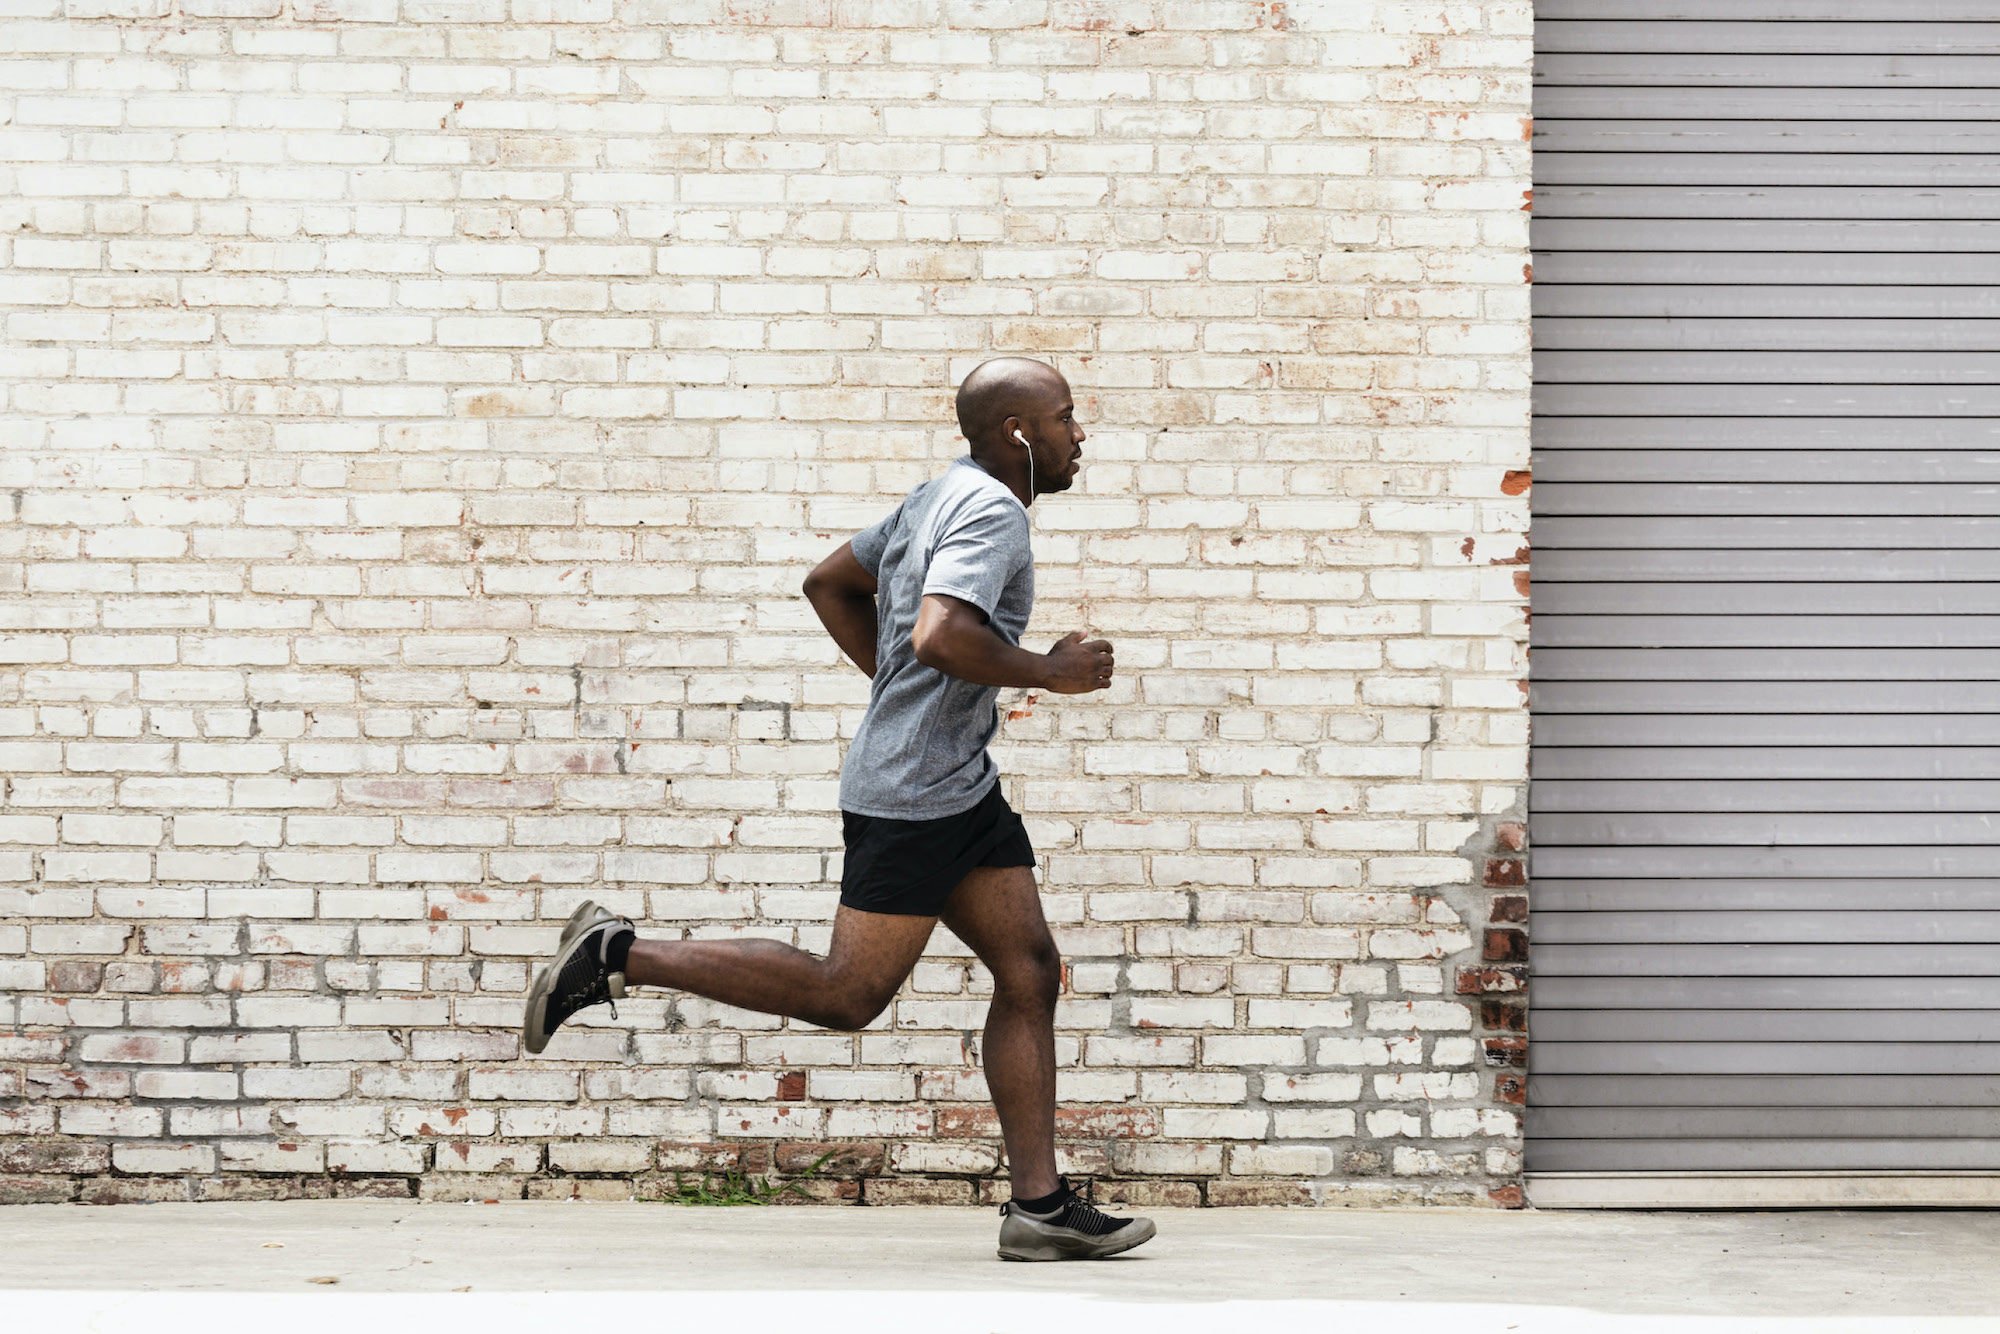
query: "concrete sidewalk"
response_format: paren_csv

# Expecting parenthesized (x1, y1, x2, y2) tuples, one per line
(5, 1201, 1999, 1332)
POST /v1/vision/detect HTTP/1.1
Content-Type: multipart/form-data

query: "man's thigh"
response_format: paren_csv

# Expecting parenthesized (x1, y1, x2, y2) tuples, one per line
(824, 902, 940, 995)
(938, 865, 1056, 971)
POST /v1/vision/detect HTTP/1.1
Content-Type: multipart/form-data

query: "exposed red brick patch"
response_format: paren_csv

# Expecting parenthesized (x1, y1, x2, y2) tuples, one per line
(0, 1176, 75, 1204)
(50, 961, 103, 993)
(1490, 894, 1528, 923)
(1210, 1179, 1314, 1207)
(1484, 859, 1526, 888)
(774, 1142, 882, 1178)
(658, 1141, 768, 1173)
(935, 1107, 1003, 1139)
(865, 1178, 974, 1206)
(1055, 1107, 1160, 1139)
(1457, 966, 1528, 995)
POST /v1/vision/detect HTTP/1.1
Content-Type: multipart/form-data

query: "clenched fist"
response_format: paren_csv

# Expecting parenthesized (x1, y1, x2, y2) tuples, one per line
(1041, 630, 1115, 695)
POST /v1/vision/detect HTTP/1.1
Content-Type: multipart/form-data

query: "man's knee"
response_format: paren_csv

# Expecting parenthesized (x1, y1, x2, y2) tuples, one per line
(819, 985, 897, 1032)
(1000, 938, 1062, 1010)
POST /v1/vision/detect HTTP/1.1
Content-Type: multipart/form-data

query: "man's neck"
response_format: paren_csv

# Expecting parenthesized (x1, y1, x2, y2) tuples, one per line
(968, 451, 1033, 508)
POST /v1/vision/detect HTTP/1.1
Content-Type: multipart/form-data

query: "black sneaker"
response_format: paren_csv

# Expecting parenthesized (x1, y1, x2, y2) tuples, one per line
(521, 900, 634, 1056)
(996, 1180, 1157, 1261)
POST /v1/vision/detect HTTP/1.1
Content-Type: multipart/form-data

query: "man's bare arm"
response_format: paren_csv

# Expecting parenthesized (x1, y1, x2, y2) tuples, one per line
(803, 543, 880, 678)
(911, 594, 1113, 695)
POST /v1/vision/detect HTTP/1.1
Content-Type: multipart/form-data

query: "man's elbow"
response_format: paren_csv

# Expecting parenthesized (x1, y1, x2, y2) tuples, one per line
(910, 625, 946, 671)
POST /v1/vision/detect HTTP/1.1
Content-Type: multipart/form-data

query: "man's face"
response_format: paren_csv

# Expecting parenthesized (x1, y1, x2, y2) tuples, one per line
(1021, 380, 1085, 494)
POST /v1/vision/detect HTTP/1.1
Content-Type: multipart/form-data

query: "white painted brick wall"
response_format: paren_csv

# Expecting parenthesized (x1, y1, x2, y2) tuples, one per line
(0, 0, 1532, 1207)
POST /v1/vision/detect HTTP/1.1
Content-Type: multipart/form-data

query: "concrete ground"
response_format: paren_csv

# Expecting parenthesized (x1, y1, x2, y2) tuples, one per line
(6, 1201, 2000, 1333)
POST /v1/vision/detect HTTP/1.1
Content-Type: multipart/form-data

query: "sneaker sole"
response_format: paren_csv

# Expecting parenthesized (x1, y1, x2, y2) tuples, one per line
(997, 1217, 1157, 1262)
(521, 960, 559, 1056)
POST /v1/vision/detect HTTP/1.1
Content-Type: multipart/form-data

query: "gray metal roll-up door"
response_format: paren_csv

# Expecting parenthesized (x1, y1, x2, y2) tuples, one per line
(1530, 2, 2000, 1205)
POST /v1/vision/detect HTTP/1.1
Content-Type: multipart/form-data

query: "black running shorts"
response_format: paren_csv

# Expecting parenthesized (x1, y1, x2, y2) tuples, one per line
(838, 782, 1036, 917)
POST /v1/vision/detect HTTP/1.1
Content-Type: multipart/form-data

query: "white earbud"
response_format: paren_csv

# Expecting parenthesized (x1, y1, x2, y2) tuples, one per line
(1012, 430, 1034, 496)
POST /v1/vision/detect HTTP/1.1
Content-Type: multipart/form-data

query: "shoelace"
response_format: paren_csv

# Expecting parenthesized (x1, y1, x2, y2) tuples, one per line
(1003, 1182, 1127, 1236)
(558, 922, 630, 1021)
(557, 971, 617, 1022)
(1052, 1195, 1127, 1237)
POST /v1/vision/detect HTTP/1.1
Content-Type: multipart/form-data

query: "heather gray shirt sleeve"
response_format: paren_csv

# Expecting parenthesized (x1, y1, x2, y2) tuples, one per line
(922, 492, 1029, 622)
(849, 509, 897, 578)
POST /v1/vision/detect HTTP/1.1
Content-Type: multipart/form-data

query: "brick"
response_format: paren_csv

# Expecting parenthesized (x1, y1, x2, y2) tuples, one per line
(0, 1142, 112, 1174)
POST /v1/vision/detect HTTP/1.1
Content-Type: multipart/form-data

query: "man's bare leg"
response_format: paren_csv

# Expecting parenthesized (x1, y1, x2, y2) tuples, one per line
(622, 905, 937, 1031)
(940, 865, 1062, 1200)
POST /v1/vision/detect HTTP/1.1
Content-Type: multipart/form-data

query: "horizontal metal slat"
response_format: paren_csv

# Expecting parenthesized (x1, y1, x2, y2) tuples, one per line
(1537, 941, 2000, 977)
(1537, 152, 2000, 188)
(1535, 252, 2000, 283)
(1533, 645, 2000, 677)
(1532, 453, 2000, 484)
(1533, 780, 2000, 813)
(1537, 1010, 2000, 1043)
(1535, 89, 2000, 124)
(1533, 910, 2000, 945)
(1535, 53, 2000, 88)
(1538, 385, 2000, 416)
(1538, 812, 2000, 846)
(1534, 286, 2000, 317)
(1538, 351, 2000, 384)
(1533, 1042, 2000, 1076)
(1530, 1104, 2000, 1139)
(1544, 976, 2000, 1008)
(1538, 2, 2000, 19)
(1531, 689, 2000, 719)
(1535, 883, 2000, 915)
(1534, 846, 2000, 879)
(1532, 746, 2000, 777)
(1537, 318, 2000, 352)
(1536, 720, 2000, 752)
(1538, 121, 2000, 155)
(1539, 21, 2000, 53)
(1532, 582, 2000, 613)
(1533, 613, 2000, 648)
(1533, 550, 2000, 581)
(1527, 1137, 2000, 1171)
(1535, 515, 2000, 547)
(1535, 416, 2000, 449)
(1531, 1073, 2000, 1106)
(1536, 482, 2000, 515)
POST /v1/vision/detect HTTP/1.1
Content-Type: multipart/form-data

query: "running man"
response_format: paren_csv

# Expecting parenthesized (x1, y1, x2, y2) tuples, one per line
(521, 357, 1156, 1261)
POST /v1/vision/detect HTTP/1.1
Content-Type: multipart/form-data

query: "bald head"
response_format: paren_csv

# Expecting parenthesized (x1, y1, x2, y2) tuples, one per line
(954, 357, 1068, 450)
(951, 356, 1085, 503)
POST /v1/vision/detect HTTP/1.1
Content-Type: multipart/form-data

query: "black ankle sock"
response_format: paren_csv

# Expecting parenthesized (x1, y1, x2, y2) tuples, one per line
(1013, 1182, 1071, 1215)
(603, 927, 634, 974)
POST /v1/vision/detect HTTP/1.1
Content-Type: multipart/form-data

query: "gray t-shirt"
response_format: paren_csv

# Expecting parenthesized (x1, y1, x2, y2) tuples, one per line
(839, 456, 1035, 820)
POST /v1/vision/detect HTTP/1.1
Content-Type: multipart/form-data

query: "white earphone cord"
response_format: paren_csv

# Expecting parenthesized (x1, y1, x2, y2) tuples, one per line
(1013, 428, 1090, 632)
